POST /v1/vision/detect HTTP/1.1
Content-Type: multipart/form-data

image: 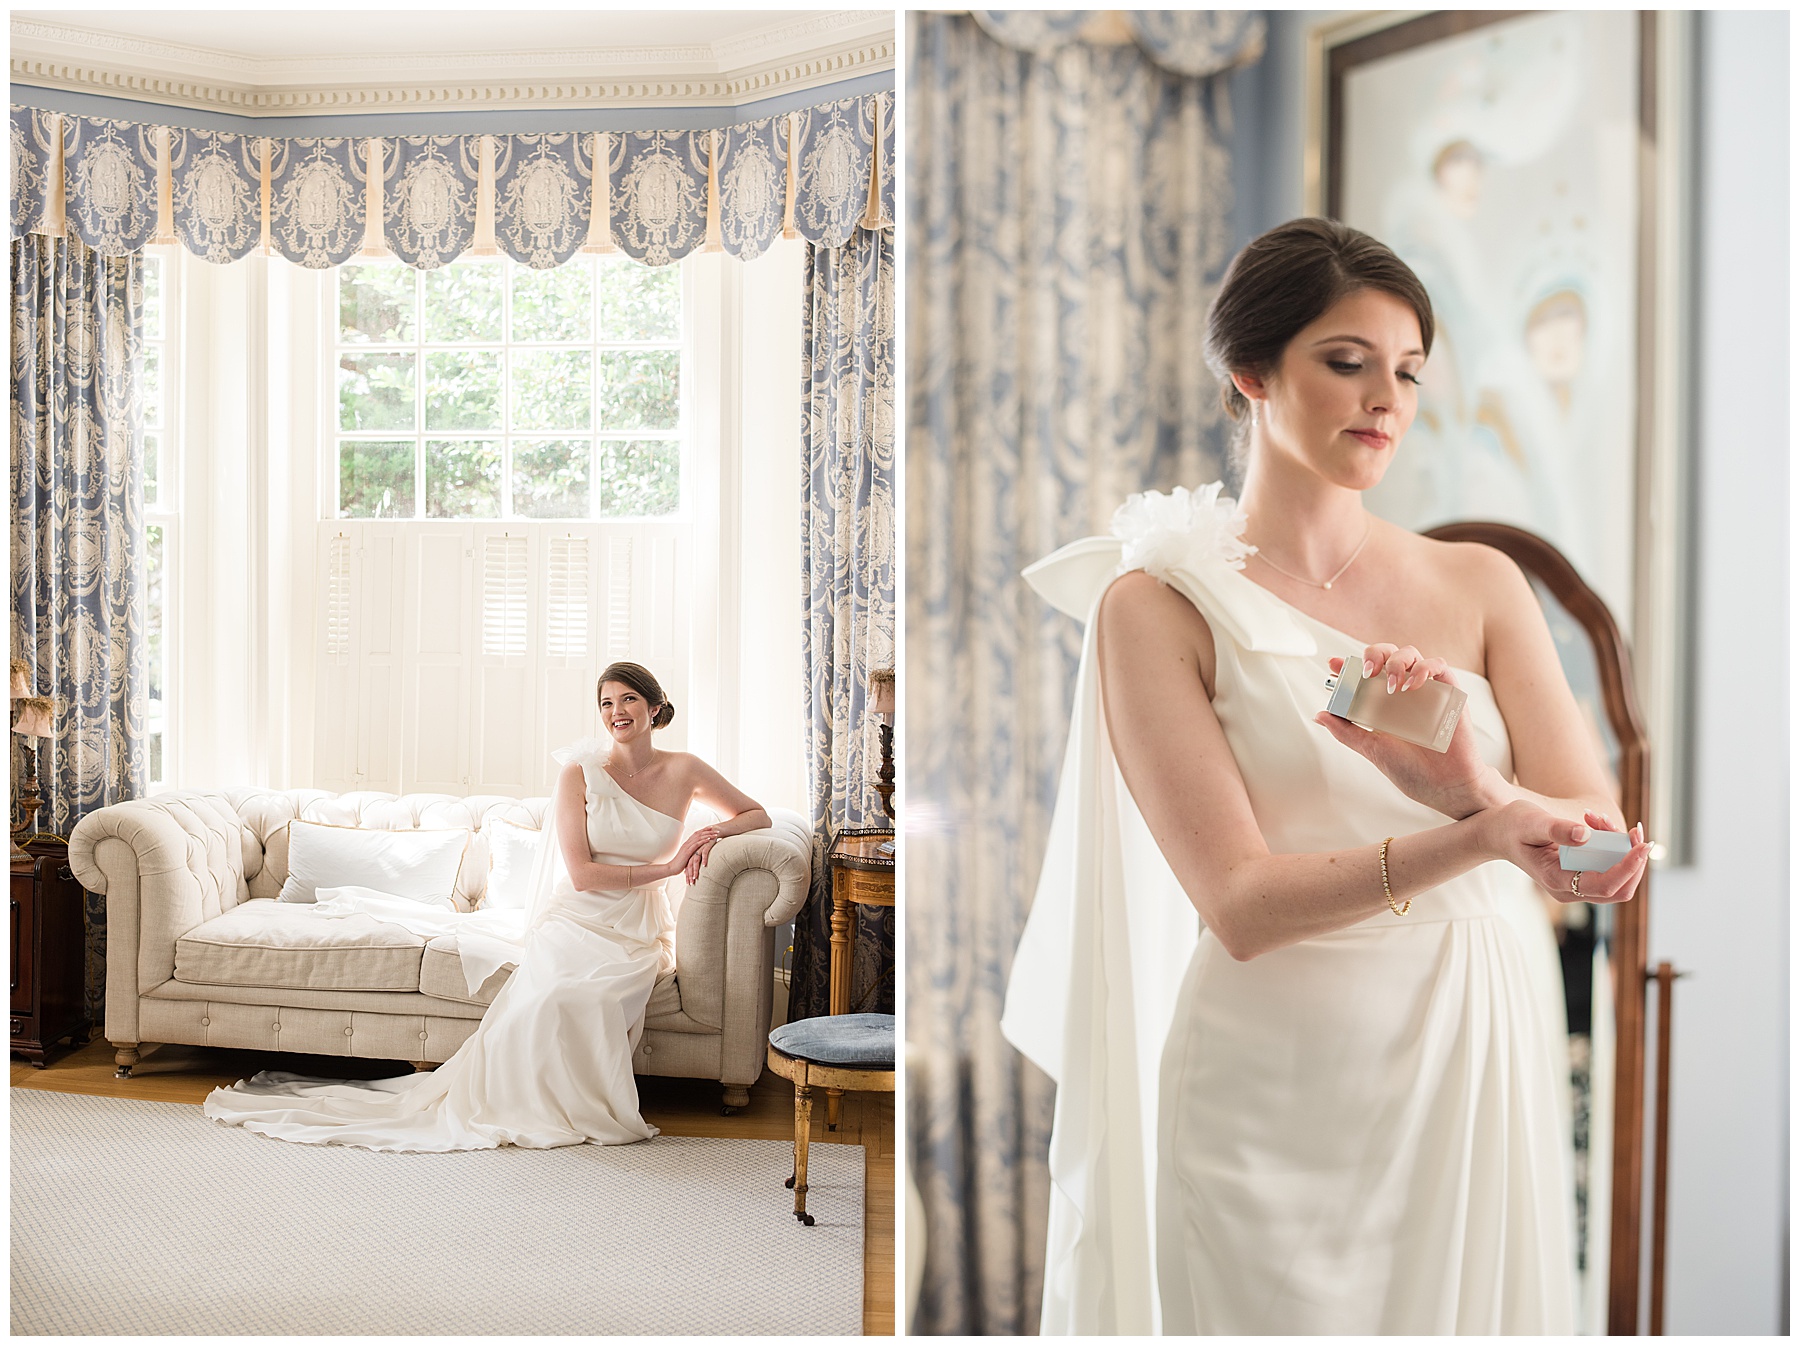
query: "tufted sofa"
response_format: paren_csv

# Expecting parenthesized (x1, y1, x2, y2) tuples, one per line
(68, 787, 812, 1111)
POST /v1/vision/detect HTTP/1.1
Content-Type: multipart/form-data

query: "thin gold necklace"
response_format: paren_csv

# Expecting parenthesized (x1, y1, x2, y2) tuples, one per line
(616, 748, 657, 779)
(1252, 519, 1372, 591)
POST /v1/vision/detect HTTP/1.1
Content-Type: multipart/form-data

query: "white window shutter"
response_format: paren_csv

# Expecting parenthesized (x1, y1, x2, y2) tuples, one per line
(481, 534, 529, 658)
(606, 536, 633, 658)
(547, 535, 590, 660)
(326, 534, 352, 662)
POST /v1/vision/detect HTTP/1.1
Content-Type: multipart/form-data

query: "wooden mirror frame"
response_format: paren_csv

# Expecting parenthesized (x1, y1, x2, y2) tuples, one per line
(1425, 521, 1651, 1332)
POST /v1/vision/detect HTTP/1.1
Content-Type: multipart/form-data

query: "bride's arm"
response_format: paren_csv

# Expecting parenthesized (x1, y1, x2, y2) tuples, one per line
(666, 758, 771, 882)
(554, 762, 701, 890)
(686, 759, 771, 839)
(1098, 571, 1594, 962)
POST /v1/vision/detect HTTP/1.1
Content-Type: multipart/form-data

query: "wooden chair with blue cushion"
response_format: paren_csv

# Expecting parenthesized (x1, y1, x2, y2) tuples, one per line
(767, 1012, 894, 1225)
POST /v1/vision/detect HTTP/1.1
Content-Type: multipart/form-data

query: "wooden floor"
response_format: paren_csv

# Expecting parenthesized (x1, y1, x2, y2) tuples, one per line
(13, 1037, 895, 1336)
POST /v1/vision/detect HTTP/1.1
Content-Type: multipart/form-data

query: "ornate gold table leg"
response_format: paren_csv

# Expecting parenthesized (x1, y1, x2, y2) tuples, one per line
(827, 863, 852, 1130)
(792, 1075, 816, 1227)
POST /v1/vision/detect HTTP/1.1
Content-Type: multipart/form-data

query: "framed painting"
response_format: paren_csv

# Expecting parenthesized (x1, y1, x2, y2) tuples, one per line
(1306, 10, 1694, 865)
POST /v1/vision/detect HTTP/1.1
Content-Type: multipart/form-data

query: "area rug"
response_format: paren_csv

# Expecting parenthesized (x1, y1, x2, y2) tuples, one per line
(12, 1089, 863, 1336)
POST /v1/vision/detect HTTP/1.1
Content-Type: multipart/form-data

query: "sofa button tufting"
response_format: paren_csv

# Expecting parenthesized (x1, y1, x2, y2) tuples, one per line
(271, 1022, 280, 1032)
(343, 1026, 354, 1036)
(200, 1017, 210, 1026)
(419, 1031, 428, 1040)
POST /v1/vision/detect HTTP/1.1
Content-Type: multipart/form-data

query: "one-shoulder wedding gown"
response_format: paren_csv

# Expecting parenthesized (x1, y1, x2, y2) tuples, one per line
(1002, 484, 1577, 1334)
(203, 741, 679, 1151)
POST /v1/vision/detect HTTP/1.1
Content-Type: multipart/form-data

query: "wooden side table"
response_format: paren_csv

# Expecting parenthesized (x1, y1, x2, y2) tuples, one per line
(11, 837, 90, 1066)
(826, 828, 894, 1128)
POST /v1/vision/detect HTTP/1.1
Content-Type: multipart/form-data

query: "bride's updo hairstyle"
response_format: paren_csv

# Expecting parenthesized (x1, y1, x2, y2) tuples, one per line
(1204, 217, 1435, 478)
(598, 661, 675, 728)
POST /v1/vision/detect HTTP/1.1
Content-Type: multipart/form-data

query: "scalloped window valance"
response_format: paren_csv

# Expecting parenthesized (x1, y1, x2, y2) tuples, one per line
(9, 91, 893, 269)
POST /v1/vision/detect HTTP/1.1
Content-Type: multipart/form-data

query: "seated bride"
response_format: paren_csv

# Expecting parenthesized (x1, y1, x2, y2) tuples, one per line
(203, 660, 770, 1152)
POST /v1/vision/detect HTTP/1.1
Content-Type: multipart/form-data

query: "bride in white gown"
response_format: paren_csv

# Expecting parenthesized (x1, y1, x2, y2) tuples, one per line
(204, 661, 770, 1152)
(1001, 219, 1649, 1334)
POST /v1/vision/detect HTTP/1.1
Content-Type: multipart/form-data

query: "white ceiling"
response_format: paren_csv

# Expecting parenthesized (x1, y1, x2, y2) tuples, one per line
(10, 10, 830, 65)
(10, 8, 894, 112)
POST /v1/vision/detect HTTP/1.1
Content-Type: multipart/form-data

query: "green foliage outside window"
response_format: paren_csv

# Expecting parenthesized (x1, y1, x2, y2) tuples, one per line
(426, 350, 503, 430)
(424, 263, 502, 343)
(335, 257, 681, 519)
(340, 439, 416, 517)
(512, 349, 592, 432)
(598, 440, 680, 517)
(340, 266, 416, 344)
(426, 440, 502, 518)
(513, 264, 594, 344)
(598, 349, 679, 430)
(339, 353, 416, 431)
(599, 262, 680, 341)
(513, 439, 590, 518)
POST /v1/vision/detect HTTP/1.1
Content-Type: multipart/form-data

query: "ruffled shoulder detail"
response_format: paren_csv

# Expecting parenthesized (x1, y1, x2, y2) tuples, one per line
(550, 736, 613, 771)
(1022, 481, 1316, 656)
(1110, 481, 1256, 580)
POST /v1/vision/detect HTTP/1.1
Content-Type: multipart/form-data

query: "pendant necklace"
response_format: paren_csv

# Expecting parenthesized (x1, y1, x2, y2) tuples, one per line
(1252, 519, 1373, 591)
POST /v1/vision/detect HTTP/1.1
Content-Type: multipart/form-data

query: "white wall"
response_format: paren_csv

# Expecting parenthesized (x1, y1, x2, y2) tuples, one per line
(1647, 10, 1788, 1335)
(1257, 10, 1789, 1331)
(734, 236, 807, 815)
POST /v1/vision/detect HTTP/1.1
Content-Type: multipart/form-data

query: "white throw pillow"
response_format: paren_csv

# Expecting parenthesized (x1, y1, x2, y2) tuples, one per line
(482, 819, 542, 910)
(278, 821, 470, 909)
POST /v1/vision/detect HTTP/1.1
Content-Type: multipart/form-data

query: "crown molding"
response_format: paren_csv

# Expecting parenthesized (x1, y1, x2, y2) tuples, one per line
(10, 12, 893, 115)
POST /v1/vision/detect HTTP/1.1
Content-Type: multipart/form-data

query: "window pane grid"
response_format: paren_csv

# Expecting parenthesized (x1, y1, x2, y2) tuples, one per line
(335, 256, 681, 520)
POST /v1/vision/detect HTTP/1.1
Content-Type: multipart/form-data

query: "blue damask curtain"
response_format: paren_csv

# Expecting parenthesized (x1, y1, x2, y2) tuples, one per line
(905, 12, 1254, 1334)
(792, 226, 896, 1021)
(10, 232, 147, 1022)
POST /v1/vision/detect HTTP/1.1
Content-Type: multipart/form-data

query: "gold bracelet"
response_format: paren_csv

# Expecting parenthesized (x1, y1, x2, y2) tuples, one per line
(1380, 836, 1410, 916)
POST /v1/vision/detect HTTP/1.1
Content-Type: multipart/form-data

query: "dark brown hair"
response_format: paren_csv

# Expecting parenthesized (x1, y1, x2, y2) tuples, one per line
(598, 662, 674, 729)
(1205, 217, 1435, 476)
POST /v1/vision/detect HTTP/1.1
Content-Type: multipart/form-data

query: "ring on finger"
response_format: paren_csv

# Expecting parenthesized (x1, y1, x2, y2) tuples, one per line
(1570, 873, 1583, 898)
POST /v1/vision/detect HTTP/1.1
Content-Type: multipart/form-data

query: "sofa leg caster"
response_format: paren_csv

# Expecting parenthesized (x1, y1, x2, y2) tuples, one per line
(721, 1084, 750, 1114)
(114, 1043, 139, 1079)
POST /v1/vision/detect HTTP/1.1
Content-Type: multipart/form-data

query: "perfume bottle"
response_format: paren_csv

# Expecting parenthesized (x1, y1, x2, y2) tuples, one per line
(1322, 656, 1467, 753)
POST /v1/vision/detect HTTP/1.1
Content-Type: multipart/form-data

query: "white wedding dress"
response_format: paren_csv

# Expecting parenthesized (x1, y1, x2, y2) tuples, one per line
(1002, 485, 1577, 1334)
(203, 740, 678, 1152)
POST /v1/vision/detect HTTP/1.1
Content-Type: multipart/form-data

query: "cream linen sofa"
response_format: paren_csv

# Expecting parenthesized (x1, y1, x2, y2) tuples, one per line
(68, 787, 811, 1111)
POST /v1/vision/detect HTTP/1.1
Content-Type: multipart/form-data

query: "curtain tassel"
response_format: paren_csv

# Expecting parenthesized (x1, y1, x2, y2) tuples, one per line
(467, 134, 499, 257)
(580, 131, 616, 254)
(781, 112, 799, 240)
(149, 125, 176, 246)
(703, 129, 723, 253)
(358, 137, 391, 259)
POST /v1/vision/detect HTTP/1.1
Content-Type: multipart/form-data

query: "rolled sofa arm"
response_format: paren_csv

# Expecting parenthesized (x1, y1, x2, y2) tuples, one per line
(68, 792, 251, 1043)
(668, 808, 810, 1032)
(694, 808, 812, 927)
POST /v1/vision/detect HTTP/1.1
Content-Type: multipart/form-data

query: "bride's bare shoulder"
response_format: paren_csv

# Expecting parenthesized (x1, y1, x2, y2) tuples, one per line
(1098, 568, 1212, 635)
(1097, 567, 1218, 692)
(1393, 527, 1537, 622)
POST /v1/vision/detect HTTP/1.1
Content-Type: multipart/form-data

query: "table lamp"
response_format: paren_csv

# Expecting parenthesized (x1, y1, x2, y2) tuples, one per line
(11, 659, 55, 855)
(870, 667, 895, 820)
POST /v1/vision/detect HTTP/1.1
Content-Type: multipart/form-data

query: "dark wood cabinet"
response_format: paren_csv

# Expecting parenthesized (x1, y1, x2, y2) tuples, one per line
(11, 838, 89, 1065)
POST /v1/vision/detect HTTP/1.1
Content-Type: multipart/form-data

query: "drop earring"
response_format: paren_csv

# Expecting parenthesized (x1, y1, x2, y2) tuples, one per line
(1251, 399, 1261, 428)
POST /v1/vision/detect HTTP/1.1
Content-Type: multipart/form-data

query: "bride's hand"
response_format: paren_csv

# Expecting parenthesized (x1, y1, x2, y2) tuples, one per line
(1312, 644, 1500, 819)
(1480, 801, 1648, 901)
(676, 826, 722, 883)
